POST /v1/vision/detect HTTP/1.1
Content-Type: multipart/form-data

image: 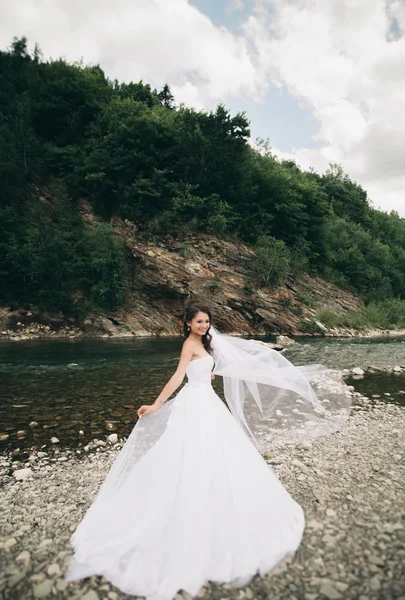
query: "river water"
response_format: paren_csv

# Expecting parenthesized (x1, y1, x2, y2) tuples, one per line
(1, 335, 404, 452)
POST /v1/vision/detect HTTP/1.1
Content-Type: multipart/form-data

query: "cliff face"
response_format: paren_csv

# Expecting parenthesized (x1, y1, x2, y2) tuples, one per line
(0, 200, 364, 339)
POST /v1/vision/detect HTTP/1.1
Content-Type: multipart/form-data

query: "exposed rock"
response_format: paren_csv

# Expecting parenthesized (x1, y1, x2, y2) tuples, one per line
(315, 320, 328, 333)
(0, 208, 367, 339)
(276, 335, 295, 347)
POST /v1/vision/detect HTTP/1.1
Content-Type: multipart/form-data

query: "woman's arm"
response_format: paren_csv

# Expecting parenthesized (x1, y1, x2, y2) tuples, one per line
(137, 342, 193, 418)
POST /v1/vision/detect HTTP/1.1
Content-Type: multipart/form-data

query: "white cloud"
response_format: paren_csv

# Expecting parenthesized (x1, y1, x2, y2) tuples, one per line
(0, 0, 262, 110)
(246, 0, 405, 215)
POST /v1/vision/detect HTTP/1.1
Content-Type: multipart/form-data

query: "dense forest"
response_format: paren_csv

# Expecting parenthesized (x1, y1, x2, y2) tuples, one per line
(1, 37, 405, 320)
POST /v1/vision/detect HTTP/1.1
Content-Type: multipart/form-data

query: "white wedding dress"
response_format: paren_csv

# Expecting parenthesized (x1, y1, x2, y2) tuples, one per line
(65, 354, 306, 600)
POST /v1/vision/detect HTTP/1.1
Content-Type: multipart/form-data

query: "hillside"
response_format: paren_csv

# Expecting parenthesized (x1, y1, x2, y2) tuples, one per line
(0, 200, 366, 340)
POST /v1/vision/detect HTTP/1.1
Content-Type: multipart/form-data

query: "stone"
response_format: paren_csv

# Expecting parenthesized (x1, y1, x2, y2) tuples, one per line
(326, 508, 337, 518)
(50, 437, 59, 444)
(107, 433, 118, 445)
(107, 593, 118, 600)
(30, 573, 46, 583)
(9, 569, 27, 587)
(319, 582, 343, 599)
(393, 365, 402, 372)
(352, 367, 365, 375)
(334, 582, 349, 592)
(369, 554, 385, 566)
(321, 534, 335, 544)
(307, 520, 324, 531)
(4, 538, 18, 551)
(32, 578, 53, 598)
(13, 468, 33, 481)
(37, 538, 53, 550)
(15, 550, 31, 566)
(369, 575, 381, 591)
(56, 580, 68, 591)
(315, 320, 328, 332)
(47, 563, 61, 577)
(276, 335, 295, 347)
(81, 591, 100, 600)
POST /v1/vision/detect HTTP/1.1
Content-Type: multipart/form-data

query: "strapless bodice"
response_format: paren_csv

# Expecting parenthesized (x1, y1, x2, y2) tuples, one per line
(185, 354, 214, 386)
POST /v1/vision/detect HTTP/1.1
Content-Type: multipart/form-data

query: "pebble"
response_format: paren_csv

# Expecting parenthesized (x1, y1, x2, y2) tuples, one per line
(32, 578, 53, 598)
(4, 538, 18, 551)
(12, 468, 33, 481)
(107, 433, 118, 445)
(37, 539, 53, 550)
(15, 550, 31, 567)
(46, 563, 61, 577)
(369, 575, 381, 591)
(56, 579, 68, 591)
(319, 582, 343, 599)
(81, 591, 100, 600)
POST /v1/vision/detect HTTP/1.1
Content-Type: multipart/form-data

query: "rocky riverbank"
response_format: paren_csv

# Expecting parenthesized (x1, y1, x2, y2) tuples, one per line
(1, 307, 405, 344)
(1, 387, 404, 600)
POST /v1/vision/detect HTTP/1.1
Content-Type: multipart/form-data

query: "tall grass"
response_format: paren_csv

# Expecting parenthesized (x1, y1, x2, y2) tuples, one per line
(315, 299, 405, 330)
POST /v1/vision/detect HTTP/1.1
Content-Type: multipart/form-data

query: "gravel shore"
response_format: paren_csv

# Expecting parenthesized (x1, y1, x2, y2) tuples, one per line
(1, 392, 404, 600)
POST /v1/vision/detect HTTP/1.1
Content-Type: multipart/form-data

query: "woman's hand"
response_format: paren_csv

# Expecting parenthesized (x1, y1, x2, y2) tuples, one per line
(137, 404, 159, 419)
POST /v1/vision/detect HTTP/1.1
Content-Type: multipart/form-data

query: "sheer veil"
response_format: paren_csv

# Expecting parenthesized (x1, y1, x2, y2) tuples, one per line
(88, 326, 351, 498)
(210, 326, 351, 452)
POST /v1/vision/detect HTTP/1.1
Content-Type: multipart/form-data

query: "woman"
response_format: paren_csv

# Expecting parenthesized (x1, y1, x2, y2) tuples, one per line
(65, 304, 351, 600)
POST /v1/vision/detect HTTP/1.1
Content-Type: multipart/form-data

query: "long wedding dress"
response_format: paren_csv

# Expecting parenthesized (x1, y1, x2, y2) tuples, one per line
(65, 330, 351, 600)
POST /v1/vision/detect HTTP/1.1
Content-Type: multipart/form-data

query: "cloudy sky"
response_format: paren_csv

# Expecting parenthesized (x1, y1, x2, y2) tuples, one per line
(1, 0, 404, 216)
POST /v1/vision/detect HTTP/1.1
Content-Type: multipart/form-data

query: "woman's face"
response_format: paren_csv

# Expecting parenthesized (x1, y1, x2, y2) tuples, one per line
(188, 311, 210, 336)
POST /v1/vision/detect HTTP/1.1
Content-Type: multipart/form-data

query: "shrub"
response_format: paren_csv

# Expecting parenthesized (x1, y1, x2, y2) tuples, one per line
(208, 277, 221, 293)
(254, 235, 291, 287)
(295, 291, 314, 307)
(315, 307, 345, 328)
(298, 320, 319, 334)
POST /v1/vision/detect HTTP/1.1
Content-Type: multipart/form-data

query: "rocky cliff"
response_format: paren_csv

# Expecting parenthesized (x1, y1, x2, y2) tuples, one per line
(0, 200, 365, 339)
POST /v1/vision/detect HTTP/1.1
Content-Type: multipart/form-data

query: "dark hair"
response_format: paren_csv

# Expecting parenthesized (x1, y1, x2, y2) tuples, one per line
(183, 304, 213, 354)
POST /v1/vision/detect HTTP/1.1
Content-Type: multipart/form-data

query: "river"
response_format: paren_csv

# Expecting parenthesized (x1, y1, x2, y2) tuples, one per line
(1, 335, 404, 452)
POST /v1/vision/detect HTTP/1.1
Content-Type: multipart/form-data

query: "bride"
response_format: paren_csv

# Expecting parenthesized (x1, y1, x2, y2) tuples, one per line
(65, 304, 351, 600)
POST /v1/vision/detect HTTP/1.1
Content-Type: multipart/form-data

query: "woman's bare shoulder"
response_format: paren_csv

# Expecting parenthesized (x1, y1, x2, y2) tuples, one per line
(182, 338, 196, 351)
